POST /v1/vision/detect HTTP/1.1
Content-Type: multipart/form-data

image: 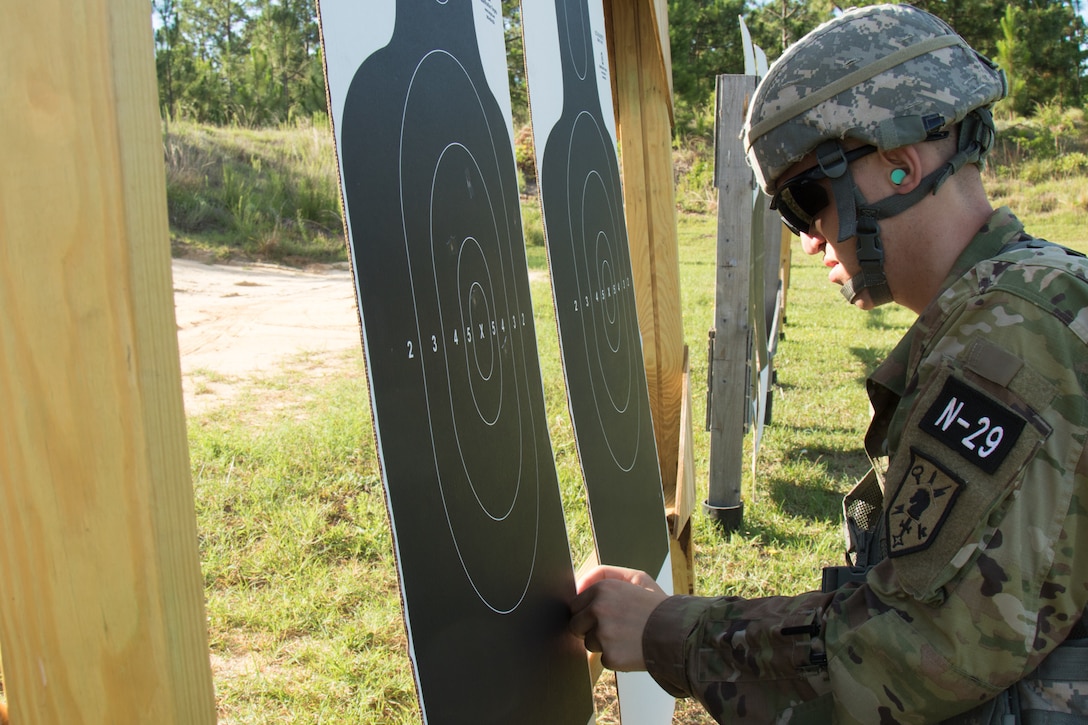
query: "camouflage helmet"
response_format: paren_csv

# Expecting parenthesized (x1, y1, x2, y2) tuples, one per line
(743, 4, 1007, 195)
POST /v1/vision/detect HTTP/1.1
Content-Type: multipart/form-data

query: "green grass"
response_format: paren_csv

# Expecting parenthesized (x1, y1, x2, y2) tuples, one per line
(177, 119, 1088, 722)
(190, 355, 416, 722)
(984, 171, 1088, 245)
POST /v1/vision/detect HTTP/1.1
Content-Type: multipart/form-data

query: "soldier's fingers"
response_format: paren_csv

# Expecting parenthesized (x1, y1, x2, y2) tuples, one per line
(568, 592, 599, 638)
(576, 564, 658, 592)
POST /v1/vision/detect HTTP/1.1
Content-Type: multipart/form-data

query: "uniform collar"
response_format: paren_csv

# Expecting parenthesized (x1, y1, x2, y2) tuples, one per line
(937, 206, 1026, 291)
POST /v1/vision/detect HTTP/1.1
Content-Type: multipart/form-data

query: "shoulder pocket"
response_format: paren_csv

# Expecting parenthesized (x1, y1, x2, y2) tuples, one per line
(883, 338, 1053, 601)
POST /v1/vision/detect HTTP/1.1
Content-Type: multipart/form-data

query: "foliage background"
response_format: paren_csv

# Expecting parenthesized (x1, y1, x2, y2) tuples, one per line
(154, 0, 1088, 263)
(152, 0, 1088, 134)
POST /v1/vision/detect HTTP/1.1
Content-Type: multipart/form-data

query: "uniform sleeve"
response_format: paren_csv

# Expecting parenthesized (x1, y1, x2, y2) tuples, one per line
(643, 590, 839, 721)
(643, 280, 1088, 724)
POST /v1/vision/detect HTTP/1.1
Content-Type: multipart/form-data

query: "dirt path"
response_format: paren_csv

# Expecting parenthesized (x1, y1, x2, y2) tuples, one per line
(172, 258, 361, 415)
(172, 258, 552, 416)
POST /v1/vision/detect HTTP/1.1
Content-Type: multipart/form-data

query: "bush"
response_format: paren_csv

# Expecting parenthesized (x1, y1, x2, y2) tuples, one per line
(673, 136, 716, 213)
(991, 106, 1088, 174)
(514, 124, 537, 192)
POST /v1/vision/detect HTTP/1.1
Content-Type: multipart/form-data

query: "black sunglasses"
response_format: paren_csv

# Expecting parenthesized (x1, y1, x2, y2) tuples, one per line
(770, 145, 877, 236)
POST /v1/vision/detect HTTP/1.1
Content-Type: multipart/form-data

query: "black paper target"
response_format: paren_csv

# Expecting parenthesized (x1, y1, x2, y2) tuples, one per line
(531, 0, 669, 574)
(566, 110, 643, 473)
(563, 0, 590, 80)
(321, 1, 593, 721)
(400, 49, 540, 614)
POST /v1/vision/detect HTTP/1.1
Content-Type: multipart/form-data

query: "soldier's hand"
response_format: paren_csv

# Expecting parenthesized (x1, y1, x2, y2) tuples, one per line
(569, 565, 667, 672)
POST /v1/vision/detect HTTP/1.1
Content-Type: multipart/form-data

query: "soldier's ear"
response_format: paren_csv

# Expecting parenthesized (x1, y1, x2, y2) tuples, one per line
(877, 146, 922, 194)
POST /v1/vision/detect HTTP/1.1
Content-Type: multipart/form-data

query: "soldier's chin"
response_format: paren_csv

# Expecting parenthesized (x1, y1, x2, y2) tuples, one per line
(840, 285, 877, 311)
(854, 292, 876, 311)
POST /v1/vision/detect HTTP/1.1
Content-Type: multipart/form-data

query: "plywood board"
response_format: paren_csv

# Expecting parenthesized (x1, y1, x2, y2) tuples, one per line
(609, 0, 686, 512)
(318, 2, 595, 722)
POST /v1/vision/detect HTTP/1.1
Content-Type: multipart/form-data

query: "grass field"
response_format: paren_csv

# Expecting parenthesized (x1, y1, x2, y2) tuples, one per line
(172, 117, 1088, 723)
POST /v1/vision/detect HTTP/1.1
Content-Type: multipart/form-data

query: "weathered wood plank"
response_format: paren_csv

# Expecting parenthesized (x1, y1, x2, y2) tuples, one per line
(706, 75, 757, 532)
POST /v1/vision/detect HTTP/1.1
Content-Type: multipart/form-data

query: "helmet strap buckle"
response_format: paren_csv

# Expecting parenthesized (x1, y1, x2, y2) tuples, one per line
(840, 215, 894, 307)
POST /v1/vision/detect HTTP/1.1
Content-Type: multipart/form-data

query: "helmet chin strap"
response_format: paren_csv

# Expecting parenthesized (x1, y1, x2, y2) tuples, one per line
(819, 146, 894, 307)
(831, 109, 995, 307)
(839, 211, 893, 306)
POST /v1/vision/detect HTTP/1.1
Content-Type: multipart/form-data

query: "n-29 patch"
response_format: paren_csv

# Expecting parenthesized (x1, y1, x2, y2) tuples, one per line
(919, 376, 1026, 474)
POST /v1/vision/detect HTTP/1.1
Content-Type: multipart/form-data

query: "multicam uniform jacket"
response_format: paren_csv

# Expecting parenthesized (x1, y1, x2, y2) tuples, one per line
(643, 208, 1088, 723)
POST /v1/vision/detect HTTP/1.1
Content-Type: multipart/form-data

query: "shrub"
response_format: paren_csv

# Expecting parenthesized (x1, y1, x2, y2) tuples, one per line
(673, 136, 716, 213)
(514, 124, 537, 191)
(991, 106, 1088, 174)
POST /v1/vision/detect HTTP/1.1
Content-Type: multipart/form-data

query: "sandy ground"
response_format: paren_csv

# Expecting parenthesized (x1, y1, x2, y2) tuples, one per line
(172, 258, 362, 415)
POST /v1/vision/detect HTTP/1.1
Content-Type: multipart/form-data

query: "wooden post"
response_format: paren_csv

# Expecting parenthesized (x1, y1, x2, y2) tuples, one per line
(607, 0, 689, 567)
(0, 1, 217, 721)
(706, 75, 756, 533)
(669, 347, 697, 595)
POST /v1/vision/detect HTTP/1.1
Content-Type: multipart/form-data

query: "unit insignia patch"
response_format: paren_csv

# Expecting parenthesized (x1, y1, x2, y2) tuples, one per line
(887, 448, 965, 557)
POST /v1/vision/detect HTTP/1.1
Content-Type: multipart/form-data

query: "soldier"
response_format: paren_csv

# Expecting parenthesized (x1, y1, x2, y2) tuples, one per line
(569, 5, 1088, 722)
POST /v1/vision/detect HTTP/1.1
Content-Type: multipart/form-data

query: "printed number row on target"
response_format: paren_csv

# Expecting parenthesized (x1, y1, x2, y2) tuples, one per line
(406, 312, 527, 359)
(573, 279, 631, 312)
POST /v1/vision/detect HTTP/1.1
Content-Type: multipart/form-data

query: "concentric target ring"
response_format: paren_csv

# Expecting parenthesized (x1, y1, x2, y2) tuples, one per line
(581, 170, 632, 413)
(565, 109, 641, 472)
(561, 0, 589, 81)
(455, 236, 501, 424)
(400, 50, 539, 614)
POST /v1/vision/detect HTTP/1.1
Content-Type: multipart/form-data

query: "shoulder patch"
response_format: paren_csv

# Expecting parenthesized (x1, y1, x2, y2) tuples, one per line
(887, 448, 964, 558)
(919, 376, 1026, 474)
